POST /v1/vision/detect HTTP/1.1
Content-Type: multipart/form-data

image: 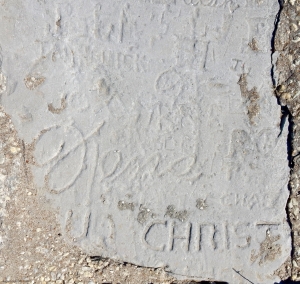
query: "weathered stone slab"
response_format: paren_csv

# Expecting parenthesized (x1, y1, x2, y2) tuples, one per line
(0, 0, 291, 283)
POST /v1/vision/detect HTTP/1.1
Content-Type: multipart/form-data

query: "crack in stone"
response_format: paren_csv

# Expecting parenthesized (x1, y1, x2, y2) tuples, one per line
(272, 0, 299, 281)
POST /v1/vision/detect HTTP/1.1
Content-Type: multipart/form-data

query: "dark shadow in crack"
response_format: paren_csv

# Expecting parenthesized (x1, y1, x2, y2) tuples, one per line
(170, 282, 228, 284)
(276, 280, 300, 284)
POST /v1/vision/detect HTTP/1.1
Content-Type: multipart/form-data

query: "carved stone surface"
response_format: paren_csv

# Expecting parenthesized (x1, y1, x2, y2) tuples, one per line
(0, 0, 291, 282)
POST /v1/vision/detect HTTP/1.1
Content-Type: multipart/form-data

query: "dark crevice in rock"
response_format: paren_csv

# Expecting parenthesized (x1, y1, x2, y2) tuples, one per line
(277, 281, 300, 284)
(271, 0, 284, 85)
(272, 0, 284, 43)
(171, 282, 228, 284)
(272, 0, 293, 282)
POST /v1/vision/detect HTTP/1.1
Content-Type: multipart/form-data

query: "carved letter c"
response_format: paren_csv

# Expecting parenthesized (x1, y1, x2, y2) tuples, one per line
(142, 220, 167, 252)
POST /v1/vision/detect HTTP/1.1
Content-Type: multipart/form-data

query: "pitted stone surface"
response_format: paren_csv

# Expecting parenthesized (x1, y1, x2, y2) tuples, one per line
(0, 0, 291, 283)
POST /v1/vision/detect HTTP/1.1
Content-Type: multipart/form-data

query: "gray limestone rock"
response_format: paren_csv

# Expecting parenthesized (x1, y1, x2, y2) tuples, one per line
(0, 0, 291, 283)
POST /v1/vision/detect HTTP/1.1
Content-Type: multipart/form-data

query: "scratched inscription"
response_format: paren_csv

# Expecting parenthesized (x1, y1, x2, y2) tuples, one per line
(0, 0, 290, 283)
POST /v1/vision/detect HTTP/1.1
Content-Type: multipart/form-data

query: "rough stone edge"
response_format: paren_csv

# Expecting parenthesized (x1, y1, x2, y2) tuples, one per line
(274, 0, 300, 281)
